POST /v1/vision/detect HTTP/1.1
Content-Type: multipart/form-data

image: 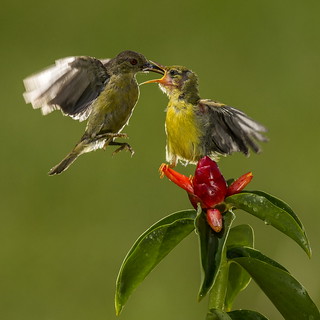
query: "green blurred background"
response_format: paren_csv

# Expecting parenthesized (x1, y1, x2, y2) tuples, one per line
(1, 0, 319, 319)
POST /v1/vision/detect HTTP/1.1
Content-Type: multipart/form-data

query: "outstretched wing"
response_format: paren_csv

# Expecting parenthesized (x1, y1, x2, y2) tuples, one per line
(199, 99, 268, 156)
(23, 56, 110, 121)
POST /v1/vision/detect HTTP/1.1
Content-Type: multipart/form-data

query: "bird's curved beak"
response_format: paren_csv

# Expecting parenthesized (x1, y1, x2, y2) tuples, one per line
(140, 69, 172, 86)
(142, 60, 165, 74)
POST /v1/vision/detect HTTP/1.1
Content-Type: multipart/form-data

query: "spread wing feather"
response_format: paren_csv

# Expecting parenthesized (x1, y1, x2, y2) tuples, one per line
(23, 56, 110, 121)
(199, 99, 268, 157)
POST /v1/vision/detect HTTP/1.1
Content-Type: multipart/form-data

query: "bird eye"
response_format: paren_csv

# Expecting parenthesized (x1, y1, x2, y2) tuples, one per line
(130, 59, 138, 65)
(169, 70, 178, 77)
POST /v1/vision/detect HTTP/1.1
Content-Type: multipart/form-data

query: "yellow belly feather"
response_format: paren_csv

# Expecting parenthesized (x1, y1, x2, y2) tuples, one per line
(165, 99, 202, 164)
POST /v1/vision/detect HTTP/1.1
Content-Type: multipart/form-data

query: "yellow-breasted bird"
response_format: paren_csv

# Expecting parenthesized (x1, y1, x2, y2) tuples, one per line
(143, 65, 268, 167)
(23, 50, 163, 175)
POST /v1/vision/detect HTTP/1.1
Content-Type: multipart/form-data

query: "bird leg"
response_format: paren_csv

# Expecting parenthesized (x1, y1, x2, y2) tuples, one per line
(109, 141, 135, 156)
(95, 132, 128, 140)
(91, 132, 129, 151)
(89, 133, 134, 155)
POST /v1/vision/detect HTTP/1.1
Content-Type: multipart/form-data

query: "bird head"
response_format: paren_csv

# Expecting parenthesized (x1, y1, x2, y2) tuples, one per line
(107, 50, 164, 75)
(142, 65, 200, 102)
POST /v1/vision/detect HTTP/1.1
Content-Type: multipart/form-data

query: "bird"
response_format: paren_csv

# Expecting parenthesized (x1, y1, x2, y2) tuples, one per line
(23, 50, 163, 175)
(143, 65, 268, 167)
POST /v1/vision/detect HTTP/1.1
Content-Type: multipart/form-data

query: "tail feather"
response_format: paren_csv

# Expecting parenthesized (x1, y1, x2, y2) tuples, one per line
(48, 137, 109, 175)
(48, 139, 88, 175)
(48, 151, 80, 175)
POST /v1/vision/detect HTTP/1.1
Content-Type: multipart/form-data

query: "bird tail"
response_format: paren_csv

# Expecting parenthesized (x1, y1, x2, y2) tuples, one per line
(48, 137, 106, 175)
(48, 150, 81, 175)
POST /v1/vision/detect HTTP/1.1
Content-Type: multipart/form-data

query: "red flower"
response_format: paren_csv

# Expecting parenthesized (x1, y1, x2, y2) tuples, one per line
(160, 156, 253, 232)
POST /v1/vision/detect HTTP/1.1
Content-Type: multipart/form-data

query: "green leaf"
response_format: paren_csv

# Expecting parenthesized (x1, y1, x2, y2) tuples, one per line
(225, 191, 311, 257)
(196, 210, 235, 301)
(224, 262, 251, 311)
(233, 257, 320, 320)
(247, 191, 303, 228)
(227, 246, 288, 272)
(226, 224, 254, 249)
(206, 309, 233, 320)
(228, 309, 269, 320)
(224, 225, 254, 311)
(115, 209, 196, 315)
(208, 256, 230, 310)
(207, 307, 267, 320)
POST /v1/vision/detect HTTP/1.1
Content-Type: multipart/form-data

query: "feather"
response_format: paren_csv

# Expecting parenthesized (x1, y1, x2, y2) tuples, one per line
(200, 100, 267, 156)
(23, 57, 110, 121)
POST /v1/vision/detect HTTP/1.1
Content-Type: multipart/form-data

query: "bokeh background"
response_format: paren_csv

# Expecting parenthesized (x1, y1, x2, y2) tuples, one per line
(1, 0, 319, 319)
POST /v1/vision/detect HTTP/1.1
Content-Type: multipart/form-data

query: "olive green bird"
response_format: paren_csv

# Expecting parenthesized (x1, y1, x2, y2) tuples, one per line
(144, 65, 268, 167)
(23, 50, 162, 175)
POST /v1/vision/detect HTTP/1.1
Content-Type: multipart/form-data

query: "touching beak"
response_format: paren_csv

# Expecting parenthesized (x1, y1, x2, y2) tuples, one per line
(140, 70, 172, 86)
(142, 60, 165, 74)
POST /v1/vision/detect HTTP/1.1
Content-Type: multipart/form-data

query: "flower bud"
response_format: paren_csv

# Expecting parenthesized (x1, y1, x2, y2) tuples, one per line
(206, 208, 223, 233)
(227, 172, 253, 196)
(193, 157, 227, 208)
(159, 164, 194, 194)
(160, 157, 253, 233)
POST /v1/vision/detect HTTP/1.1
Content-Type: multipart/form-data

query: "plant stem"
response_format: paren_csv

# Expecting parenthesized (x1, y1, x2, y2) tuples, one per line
(207, 248, 229, 311)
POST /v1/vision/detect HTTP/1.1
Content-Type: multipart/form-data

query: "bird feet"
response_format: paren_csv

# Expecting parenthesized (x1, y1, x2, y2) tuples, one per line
(112, 142, 135, 156)
(93, 132, 128, 150)
(93, 132, 134, 156)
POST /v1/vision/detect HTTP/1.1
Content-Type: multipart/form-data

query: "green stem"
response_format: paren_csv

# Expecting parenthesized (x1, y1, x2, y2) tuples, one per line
(207, 251, 229, 311)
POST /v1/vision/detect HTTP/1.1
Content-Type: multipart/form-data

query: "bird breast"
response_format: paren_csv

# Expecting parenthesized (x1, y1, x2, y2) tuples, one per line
(165, 100, 202, 162)
(88, 75, 139, 135)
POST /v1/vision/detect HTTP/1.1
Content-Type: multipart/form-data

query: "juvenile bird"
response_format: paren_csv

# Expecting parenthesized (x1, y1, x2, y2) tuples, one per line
(23, 50, 163, 175)
(143, 65, 268, 167)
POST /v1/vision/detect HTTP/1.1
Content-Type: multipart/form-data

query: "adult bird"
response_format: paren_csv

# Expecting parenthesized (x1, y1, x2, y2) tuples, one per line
(23, 50, 163, 175)
(143, 65, 268, 167)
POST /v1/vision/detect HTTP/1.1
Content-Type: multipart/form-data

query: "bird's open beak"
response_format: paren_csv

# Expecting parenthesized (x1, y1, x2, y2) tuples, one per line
(142, 60, 165, 74)
(140, 61, 174, 87)
(140, 69, 172, 86)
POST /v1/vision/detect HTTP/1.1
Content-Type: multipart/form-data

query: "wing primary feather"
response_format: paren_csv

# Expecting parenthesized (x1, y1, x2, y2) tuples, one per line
(223, 107, 265, 153)
(23, 56, 110, 122)
(23, 58, 76, 113)
(202, 100, 267, 157)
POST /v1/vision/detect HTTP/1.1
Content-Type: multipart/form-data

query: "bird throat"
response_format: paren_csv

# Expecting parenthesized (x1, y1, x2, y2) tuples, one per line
(162, 82, 200, 106)
(179, 77, 200, 105)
